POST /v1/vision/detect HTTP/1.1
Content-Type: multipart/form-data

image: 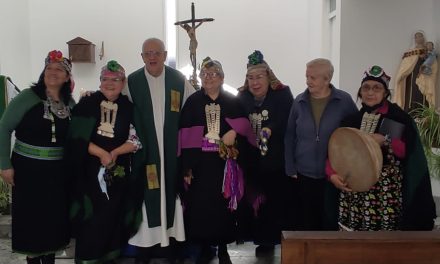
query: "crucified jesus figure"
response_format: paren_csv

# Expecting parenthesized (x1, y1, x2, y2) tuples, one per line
(180, 22, 204, 72)
(175, 3, 214, 88)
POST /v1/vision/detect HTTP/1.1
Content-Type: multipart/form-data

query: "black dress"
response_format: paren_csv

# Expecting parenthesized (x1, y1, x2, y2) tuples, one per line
(237, 87, 293, 245)
(10, 88, 70, 255)
(179, 88, 255, 245)
(337, 101, 436, 230)
(68, 92, 133, 263)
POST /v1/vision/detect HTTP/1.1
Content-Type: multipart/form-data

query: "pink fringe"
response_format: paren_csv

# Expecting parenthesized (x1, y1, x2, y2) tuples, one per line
(222, 158, 244, 211)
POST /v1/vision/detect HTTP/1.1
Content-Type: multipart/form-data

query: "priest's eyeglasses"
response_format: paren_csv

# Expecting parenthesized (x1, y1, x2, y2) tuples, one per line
(200, 72, 220, 79)
(142, 51, 164, 57)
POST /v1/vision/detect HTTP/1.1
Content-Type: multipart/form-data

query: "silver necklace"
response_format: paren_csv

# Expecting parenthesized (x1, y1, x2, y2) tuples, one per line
(97, 100, 118, 138)
(360, 112, 380, 133)
(205, 103, 221, 143)
(47, 96, 70, 119)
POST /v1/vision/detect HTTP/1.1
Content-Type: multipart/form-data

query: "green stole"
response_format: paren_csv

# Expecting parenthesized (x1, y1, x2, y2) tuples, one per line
(128, 66, 184, 228)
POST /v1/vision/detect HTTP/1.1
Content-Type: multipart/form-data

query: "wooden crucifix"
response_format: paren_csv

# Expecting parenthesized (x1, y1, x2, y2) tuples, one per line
(175, 3, 214, 89)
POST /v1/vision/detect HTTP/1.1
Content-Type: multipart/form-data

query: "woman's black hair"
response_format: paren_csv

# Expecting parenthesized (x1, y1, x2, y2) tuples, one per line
(31, 69, 72, 105)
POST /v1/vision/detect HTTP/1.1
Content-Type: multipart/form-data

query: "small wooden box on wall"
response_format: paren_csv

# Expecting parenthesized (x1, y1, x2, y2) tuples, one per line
(67, 37, 96, 63)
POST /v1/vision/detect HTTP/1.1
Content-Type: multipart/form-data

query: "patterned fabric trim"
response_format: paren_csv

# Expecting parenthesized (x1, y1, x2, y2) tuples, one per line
(13, 139, 63, 160)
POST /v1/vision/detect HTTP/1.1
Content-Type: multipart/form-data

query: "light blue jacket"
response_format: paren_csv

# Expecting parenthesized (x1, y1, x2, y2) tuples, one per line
(284, 85, 358, 179)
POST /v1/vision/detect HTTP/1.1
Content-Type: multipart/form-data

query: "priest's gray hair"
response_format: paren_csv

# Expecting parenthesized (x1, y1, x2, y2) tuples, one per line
(142, 38, 166, 52)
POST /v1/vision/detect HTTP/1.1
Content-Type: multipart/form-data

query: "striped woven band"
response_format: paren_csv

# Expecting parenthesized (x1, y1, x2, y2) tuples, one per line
(13, 139, 64, 160)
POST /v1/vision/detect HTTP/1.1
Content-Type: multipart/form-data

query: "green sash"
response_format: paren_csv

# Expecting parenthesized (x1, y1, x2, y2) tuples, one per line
(128, 66, 185, 228)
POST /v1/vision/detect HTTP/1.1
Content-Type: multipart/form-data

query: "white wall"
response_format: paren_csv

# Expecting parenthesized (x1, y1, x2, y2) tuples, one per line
(28, 0, 166, 100)
(339, 0, 438, 101)
(176, 0, 315, 95)
(3, 0, 439, 102)
(2, 0, 322, 99)
(26, 0, 165, 100)
(0, 0, 31, 89)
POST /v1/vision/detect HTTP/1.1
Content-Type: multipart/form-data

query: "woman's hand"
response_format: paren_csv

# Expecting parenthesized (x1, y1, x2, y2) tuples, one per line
(0, 168, 15, 186)
(184, 169, 193, 185)
(370, 133, 386, 146)
(110, 150, 119, 164)
(109, 142, 138, 163)
(89, 142, 113, 167)
(329, 173, 352, 192)
(222, 130, 237, 146)
(99, 151, 113, 167)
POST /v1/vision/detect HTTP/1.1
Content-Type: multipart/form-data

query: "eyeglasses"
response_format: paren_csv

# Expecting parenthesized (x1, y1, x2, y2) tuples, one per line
(142, 51, 164, 57)
(360, 84, 384, 93)
(200, 72, 221, 79)
(246, 73, 267, 81)
(101, 77, 123, 82)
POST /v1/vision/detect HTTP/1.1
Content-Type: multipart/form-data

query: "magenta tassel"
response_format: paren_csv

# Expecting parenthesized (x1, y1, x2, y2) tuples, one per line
(222, 158, 244, 211)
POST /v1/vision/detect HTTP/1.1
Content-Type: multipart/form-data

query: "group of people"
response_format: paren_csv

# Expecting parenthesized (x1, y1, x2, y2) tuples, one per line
(0, 36, 437, 264)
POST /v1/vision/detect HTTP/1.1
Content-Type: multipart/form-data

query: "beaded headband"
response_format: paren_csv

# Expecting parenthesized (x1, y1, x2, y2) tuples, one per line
(45, 50, 72, 74)
(362, 65, 390, 90)
(100, 60, 126, 79)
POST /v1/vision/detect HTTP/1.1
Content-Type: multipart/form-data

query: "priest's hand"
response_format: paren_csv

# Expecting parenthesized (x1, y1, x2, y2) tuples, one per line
(222, 129, 237, 146)
(0, 168, 15, 186)
(329, 173, 352, 192)
(184, 169, 193, 185)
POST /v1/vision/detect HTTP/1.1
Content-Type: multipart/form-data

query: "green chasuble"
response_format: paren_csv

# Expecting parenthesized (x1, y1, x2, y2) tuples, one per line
(127, 66, 185, 230)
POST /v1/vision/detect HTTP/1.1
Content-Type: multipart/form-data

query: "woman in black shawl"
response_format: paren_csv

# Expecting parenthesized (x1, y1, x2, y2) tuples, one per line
(68, 61, 141, 264)
(0, 50, 73, 264)
(236, 50, 293, 256)
(179, 57, 256, 264)
(327, 65, 436, 231)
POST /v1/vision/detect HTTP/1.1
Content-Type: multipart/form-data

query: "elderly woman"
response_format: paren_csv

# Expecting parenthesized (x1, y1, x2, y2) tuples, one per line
(327, 65, 436, 231)
(68, 61, 141, 264)
(284, 58, 358, 231)
(0, 50, 73, 264)
(237, 50, 293, 256)
(179, 57, 256, 264)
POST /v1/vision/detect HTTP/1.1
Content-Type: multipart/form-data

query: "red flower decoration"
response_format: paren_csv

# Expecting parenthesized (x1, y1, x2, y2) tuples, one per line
(48, 50, 63, 62)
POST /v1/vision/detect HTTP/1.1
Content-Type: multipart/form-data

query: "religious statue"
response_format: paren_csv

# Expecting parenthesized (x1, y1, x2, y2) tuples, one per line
(175, 3, 214, 89)
(180, 22, 203, 77)
(421, 41, 437, 75)
(394, 31, 438, 111)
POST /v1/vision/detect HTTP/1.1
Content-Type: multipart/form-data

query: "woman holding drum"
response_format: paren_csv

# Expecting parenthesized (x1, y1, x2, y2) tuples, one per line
(327, 65, 436, 231)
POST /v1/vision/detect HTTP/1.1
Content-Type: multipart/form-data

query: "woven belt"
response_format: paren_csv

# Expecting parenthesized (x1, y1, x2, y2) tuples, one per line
(13, 139, 64, 160)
